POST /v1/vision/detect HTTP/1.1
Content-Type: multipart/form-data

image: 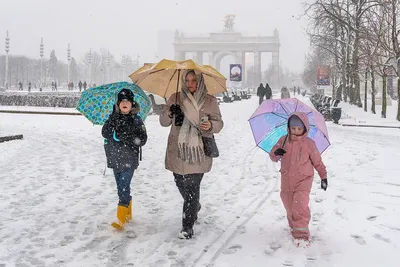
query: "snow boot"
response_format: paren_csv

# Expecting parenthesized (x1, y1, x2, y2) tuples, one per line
(178, 227, 194, 239)
(126, 200, 132, 222)
(293, 237, 310, 248)
(111, 205, 129, 229)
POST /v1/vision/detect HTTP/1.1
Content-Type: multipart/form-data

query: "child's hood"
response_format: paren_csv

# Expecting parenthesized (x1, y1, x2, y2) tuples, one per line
(288, 112, 310, 136)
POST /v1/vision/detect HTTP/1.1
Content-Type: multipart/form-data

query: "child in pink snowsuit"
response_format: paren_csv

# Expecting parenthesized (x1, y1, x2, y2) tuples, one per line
(270, 112, 327, 241)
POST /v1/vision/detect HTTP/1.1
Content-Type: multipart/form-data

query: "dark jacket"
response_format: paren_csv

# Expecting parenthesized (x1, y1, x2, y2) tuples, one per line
(265, 84, 272, 99)
(257, 84, 265, 97)
(102, 107, 147, 171)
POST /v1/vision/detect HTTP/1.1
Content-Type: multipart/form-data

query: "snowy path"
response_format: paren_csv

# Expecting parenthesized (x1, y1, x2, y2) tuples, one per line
(1, 97, 399, 267)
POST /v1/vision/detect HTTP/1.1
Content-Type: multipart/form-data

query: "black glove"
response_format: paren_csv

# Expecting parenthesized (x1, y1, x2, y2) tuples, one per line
(321, 179, 328, 191)
(169, 104, 182, 116)
(274, 148, 286, 156)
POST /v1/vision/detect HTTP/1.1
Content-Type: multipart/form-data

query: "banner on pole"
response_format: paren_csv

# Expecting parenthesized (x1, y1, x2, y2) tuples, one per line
(230, 64, 242, 82)
(317, 65, 330, 86)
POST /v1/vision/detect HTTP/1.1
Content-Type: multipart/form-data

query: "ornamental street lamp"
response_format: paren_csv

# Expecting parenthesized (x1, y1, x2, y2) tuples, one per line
(4, 30, 10, 89)
(67, 43, 71, 86)
(40, 38, 44, 90)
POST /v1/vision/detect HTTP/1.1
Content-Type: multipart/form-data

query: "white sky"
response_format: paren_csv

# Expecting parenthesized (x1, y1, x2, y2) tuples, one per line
(0, 0, 310, 73)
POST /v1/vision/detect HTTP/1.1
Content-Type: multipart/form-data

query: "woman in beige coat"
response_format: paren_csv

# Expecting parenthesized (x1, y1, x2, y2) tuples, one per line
(160, 70, 224, 239)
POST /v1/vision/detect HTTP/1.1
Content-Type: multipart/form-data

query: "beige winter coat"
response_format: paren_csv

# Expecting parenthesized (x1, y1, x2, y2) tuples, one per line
(160, 92, 224, 175)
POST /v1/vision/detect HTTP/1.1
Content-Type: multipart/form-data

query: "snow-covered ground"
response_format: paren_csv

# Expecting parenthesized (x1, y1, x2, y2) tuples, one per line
(1, 96, 399, 267)
(329, 98, 400, 127)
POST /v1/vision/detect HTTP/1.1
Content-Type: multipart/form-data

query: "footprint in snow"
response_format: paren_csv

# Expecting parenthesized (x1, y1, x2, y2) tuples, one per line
(265, 242, 281, 255)
(314, 196, 323, 203)
(167, 251, 177, 257)
(223, 244, 242, 254)
(373, 234, 390, 243)
(351, 235, 366, 245)
(367, 215, 378, 221)
(282, 259, 293, 266)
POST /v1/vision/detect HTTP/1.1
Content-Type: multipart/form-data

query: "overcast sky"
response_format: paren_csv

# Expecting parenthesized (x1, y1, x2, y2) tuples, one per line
(0, 0, 310, 73)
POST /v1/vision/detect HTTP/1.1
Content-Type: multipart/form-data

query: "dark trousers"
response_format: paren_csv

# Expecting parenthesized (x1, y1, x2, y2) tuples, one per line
(173, 173, 204, 229)
(113, 168, 134, 207)
(259, 95, 265, 105)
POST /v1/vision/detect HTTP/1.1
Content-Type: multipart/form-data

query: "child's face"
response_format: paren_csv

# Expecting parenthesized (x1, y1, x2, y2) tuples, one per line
(290, 126, 305, 136)
(119, 100, 132, 114)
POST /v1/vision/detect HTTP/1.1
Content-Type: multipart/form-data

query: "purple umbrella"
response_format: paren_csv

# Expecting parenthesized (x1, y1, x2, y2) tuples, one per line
(248, 98, 330, 154)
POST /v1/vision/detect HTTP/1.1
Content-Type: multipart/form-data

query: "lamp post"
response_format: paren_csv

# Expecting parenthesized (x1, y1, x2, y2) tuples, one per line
(107, 52, 111, 83)
(88, 48, 92, 84)
(122, 55, 127, 80)
(4, 31, 10, 89)
(67, 43, 71, 87)
(40, 38, 44, 90)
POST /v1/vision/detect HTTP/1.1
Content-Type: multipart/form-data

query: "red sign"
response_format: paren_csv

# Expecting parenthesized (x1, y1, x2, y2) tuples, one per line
(317, 66, 330, 86)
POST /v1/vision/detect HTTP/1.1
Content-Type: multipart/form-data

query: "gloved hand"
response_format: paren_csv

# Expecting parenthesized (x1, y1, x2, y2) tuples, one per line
(169, 104, 182, 116)
(321, 179, 328, 191)
(274, 148, 286, 156)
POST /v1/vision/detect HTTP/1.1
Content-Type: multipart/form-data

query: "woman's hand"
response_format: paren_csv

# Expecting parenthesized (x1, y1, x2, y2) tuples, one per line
(200, 121, 212, 131)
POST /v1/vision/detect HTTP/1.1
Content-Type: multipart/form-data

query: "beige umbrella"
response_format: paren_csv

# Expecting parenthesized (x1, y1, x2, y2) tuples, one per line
(129, 59, 227, 98)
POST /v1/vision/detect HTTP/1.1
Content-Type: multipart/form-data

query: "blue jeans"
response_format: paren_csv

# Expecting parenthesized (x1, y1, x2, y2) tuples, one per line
(113, 168, 134, 207)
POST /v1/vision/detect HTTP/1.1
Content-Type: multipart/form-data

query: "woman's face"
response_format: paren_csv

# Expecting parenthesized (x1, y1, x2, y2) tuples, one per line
(185, 73, 197, 94)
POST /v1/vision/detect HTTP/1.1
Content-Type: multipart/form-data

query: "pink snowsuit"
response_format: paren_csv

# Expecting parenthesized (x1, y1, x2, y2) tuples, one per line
(270, 112, 327, 240)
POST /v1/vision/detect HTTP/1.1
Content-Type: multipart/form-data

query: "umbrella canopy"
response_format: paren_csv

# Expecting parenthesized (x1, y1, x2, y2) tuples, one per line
(129, 59, 227, 98)
(76, 82, 151, 125)
(249, 98, 330, 154)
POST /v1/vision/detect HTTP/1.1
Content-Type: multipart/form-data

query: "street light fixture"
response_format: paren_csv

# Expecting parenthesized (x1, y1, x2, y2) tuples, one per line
(4, 30, 10, 89)
(40, 38, 44, 90)
(88, 48, 92, 84)
(107, 52, 111, 82)
(67, 43, 71, 86)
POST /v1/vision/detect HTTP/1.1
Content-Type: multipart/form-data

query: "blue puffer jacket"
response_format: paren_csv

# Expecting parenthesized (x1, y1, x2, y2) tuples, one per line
(102, 108, 147, 171)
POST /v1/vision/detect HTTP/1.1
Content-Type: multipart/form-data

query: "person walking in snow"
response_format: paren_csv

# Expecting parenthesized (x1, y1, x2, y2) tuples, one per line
(159, 70, 224, 239)
(102, 88, 147, 229)
(257, 83, 266, 105)
(78, 81, 83, 92)
(83, 81, 87, 91)
(265, 83, 272, 100)
(269, 112, 327, 245)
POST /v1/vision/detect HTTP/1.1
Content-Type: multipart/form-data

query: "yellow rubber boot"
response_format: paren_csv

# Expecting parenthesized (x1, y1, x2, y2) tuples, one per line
(111, 205, 129, 229)
(127, 200, 132, 222)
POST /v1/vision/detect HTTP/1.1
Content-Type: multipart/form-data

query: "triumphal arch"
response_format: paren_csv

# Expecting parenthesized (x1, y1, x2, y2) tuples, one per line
(173, 15, 280, 86)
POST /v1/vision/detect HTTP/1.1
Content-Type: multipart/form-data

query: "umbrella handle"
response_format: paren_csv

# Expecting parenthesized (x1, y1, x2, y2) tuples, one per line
(175, 69, 181, 104)
(282, 135, 288, 149)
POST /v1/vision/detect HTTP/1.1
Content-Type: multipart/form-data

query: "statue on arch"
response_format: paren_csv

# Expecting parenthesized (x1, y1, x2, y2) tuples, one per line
(223, 14, 236, 32)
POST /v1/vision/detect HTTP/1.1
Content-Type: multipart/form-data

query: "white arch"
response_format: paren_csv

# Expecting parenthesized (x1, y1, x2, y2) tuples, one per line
(213, 51, 238, 66)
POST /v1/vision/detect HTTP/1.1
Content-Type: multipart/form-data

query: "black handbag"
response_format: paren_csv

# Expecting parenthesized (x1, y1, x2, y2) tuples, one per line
(202, 135, 219, 158)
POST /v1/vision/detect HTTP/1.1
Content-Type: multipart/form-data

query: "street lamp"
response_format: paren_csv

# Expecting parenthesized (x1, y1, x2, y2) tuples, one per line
(88, 48, 92, 84)
(4, 30, 10, 89)
(122, 55, 127, 80)
(67, 43, 71, 86)
(40, 38, 44, 90)
(107, 52, 111, 83)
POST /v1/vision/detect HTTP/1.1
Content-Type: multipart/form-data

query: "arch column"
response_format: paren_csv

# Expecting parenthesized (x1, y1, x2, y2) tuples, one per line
(254, 51, 261, 85)
(193, 52, 203, 64)
(208, 52, 215, 67)
(238, 52, 246, 84)
(272, 51, 280, 87)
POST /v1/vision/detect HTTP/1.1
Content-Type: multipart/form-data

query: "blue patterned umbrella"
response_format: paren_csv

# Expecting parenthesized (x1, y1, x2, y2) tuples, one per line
(76, 82, 151, 125)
